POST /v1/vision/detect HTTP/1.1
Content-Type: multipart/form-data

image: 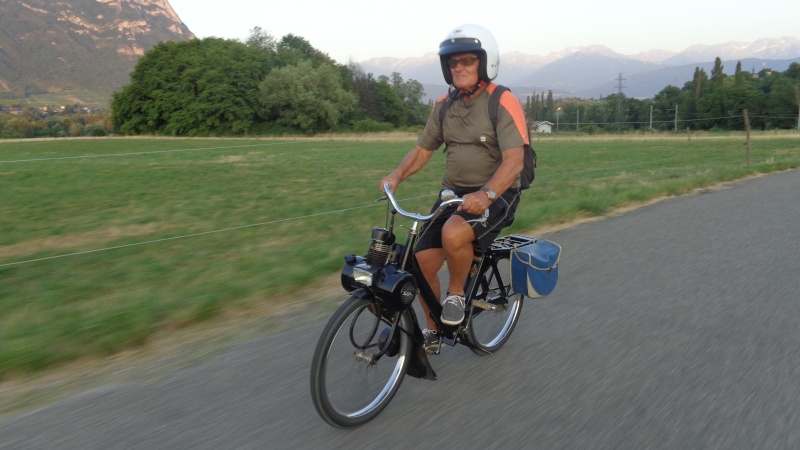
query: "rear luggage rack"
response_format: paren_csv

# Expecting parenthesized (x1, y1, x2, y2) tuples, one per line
(491, 234, 538, 252)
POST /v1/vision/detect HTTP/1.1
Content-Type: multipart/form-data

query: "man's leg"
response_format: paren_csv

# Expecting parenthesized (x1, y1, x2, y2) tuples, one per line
(439, 216, 476, 326)
(442, 216, 476, 295)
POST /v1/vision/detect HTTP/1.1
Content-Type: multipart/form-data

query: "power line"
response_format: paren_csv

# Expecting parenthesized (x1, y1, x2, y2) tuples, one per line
(0, 140, 306, 164)
(554, 114, 745, 126)
(0, 204, 375, 268)
(0, 147, 749, 268)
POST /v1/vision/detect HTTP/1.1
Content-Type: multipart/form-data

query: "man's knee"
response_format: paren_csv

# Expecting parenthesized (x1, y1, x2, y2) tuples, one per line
(416, 249, 444, 276)
(442, 218, 475, 249)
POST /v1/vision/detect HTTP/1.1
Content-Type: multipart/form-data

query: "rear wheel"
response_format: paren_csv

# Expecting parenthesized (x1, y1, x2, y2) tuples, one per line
(466, 253, 523, 354)
(310, 296, 412, 428)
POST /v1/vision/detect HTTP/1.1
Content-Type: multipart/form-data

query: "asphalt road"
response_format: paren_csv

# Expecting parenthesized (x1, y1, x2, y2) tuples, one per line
(2, 170, 799, 449)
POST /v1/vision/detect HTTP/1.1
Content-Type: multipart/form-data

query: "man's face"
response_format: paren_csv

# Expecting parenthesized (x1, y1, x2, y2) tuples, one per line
(447, 53, 480, 89)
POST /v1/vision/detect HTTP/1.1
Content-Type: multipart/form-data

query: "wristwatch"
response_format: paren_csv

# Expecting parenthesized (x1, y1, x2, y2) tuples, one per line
(480, 187, 497, 202)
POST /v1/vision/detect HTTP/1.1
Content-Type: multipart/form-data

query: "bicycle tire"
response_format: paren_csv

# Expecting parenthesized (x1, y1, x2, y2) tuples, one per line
(466, 252, 523, 354)
(310, 296, 413, 428)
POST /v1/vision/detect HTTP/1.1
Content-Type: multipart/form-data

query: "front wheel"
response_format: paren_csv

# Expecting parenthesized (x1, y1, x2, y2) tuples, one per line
(467, 253, 523, 354)
(310, 296, 413, 428)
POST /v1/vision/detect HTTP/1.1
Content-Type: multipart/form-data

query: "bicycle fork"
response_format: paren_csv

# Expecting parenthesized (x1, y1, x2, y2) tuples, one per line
(352, 308, 402, 366)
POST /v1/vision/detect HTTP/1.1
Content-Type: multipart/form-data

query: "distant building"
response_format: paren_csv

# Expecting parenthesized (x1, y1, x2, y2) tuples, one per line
(532, 121, 554, 134)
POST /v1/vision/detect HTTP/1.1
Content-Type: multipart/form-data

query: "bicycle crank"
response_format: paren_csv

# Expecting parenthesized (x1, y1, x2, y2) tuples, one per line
(471, 300, 498, 311)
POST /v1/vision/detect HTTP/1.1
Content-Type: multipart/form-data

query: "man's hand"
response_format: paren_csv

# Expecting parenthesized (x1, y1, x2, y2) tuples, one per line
(379, 175, 399, 193)
(458, 191, 492, 215)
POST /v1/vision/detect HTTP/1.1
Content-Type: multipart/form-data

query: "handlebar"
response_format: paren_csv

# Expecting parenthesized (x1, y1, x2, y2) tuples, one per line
(382, 182, 464, 222)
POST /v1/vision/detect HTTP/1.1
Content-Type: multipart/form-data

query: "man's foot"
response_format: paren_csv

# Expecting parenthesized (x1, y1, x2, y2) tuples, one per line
(441, 293, 465, 326)
(422, 328, 440, 355)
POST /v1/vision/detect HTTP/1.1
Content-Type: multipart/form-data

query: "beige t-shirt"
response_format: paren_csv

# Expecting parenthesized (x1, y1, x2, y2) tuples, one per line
(417, 83, 529, 190)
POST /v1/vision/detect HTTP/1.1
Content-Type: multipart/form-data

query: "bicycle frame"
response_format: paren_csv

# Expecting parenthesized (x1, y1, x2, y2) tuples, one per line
(339, 185, 517, 378)
(314, 185, 535, 428)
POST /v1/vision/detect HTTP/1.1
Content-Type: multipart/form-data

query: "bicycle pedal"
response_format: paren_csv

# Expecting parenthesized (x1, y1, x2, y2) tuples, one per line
(471, 300, 497, 311)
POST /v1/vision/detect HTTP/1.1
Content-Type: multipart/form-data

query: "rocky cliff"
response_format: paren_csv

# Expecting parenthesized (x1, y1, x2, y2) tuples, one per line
(0, 0, 194, 104)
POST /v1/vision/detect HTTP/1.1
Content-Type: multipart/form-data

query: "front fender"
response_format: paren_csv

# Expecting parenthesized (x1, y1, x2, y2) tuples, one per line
(348, 288, 373, 300)
(404, 309, 438, 381)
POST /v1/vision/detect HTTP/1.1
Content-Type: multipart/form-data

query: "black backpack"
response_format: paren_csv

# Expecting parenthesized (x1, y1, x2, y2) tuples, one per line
(438, 85, 536, 189)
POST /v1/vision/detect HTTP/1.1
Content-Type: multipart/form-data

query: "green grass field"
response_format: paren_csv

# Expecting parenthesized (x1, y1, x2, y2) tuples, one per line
(1, 132, 799, 378)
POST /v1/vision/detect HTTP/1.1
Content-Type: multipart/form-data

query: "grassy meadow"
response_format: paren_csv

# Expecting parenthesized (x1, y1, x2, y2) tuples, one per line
(1, 132, 799, 378)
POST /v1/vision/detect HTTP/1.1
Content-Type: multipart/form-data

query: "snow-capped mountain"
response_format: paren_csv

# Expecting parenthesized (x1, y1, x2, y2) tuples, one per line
(359, 37, 800, 100)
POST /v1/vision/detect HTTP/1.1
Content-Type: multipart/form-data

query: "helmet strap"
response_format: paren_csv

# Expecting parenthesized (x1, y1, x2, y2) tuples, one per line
(462, 80, 486, 97)
(451, 80, 486, 99)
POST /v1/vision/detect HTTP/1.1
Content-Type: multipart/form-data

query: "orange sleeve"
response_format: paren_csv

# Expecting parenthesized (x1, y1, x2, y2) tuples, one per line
(498, 91, 530, 145)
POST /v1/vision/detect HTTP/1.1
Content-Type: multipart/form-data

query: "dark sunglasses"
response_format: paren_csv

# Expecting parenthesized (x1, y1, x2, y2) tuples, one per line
(447, 56, 479, 69)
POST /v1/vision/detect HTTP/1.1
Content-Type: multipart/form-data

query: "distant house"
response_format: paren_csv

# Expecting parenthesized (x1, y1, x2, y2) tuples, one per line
(531, 121, 554, 134)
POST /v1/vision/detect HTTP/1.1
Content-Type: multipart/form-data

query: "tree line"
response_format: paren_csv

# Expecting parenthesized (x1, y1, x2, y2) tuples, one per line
(528, 58, 800, 132)
(110, 28, 429, 136)
(111, 39, 800, 135)
(2, 28, 799, 139)
(0, 107, 112, 139)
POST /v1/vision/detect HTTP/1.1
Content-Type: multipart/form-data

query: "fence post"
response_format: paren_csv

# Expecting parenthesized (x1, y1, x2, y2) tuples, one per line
(743, 109, 751, 166)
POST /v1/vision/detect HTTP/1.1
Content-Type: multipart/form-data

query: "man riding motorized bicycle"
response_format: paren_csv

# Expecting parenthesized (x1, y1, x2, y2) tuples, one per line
(380, 24, 530, 353)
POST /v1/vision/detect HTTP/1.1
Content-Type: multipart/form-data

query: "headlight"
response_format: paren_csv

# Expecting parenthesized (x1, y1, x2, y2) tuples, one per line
(353, 265, 374, 286)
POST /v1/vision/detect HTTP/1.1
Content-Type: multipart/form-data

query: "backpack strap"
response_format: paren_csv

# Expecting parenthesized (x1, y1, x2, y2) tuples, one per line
(487, 85, 509, 133)
(437, 89, 458, 127)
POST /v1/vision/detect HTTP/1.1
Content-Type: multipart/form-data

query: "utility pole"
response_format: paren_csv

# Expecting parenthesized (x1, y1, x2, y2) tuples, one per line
(556, 107, 561, 132)
(795, 86, 800, 130)
(649, 105, 653, 131)
(743, 109, 752, 166)
(674, 105, 678, 132)
(615, 73, 626, 122)
(667, 105, 678, 133)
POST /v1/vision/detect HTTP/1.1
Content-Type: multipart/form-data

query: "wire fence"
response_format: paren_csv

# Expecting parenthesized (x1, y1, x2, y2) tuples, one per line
(2, 137, 775, 268)
(547, 113, 800, 129)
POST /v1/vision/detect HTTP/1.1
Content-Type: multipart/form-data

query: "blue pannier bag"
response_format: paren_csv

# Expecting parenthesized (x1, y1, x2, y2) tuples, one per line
(510, 240, 562, 298)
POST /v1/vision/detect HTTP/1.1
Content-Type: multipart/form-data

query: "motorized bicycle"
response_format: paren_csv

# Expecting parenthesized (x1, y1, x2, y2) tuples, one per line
(310, 184, 538, 428)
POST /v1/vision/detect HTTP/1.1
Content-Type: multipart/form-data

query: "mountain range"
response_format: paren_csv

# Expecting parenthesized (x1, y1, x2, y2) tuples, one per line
(0, 0, 193, 103)
(0, 0, 798, 105)
(360, 38, 800, 101)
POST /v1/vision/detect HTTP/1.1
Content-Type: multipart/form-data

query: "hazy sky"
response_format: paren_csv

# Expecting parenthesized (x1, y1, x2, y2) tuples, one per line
(169, 0, 798, 64)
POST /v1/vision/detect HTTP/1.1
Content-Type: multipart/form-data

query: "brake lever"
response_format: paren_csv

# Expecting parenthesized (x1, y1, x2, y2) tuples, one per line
(464, 209, 490, 225)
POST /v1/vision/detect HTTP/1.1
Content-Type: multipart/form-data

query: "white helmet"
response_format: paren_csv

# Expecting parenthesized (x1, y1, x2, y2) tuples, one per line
(437, 24, 499, 85)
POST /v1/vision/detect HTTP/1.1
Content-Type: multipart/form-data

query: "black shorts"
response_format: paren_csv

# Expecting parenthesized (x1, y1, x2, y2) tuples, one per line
(415, 187, 521, 254)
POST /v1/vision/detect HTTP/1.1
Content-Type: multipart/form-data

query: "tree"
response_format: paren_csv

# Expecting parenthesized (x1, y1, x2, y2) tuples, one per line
(711, 57, 726, 88)
(545, 90, 555, 122)
(258, 60, 357, 133)
(734, 60, 745, 85)
(653, 85, 683, 130)
(112, 38, 273, 136)
(346, 64, 411, 127)
(387, 72, 429, 126)
(765, 76, 800, 129)
(245, 26, 276, 54)
(689, 66, 710, 100)
(786, 62, 800, 80)
(274, 34, 334, 67)
(375, 76, 408, 127)
(349, 63, 380, 121)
